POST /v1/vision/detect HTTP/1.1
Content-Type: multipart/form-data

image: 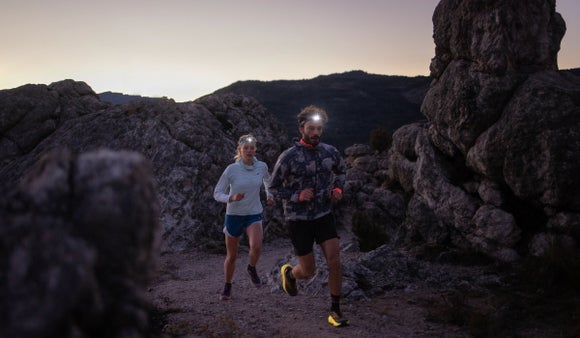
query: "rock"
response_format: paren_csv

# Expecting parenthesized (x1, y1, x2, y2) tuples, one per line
(0, 82, 289, 252)
(0, 148, 159, 337)
(529, 232, 577, 257)
(382, 0, 580, 261)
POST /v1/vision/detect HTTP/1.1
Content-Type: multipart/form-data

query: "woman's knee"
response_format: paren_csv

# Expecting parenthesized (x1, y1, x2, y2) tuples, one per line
(249, 245, 262, 256)
(225, 251, 238, 263)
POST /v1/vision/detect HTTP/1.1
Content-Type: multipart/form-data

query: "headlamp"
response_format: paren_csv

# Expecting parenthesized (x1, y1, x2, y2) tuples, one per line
(239, 136, 256, 145)
(300, 113, 323, 126)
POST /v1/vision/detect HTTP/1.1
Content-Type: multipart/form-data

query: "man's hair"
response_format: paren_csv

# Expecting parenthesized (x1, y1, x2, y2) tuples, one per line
(297, 105, 329, 126)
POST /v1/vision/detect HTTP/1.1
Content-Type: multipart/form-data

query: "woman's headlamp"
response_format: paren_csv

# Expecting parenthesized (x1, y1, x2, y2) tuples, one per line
(238, 136, 256, 145)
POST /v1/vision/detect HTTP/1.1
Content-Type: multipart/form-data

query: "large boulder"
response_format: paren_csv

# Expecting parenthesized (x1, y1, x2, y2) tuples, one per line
(0, 149, 159, 337)
(0, 81, 289, 252)
(358, 0, 579, 261)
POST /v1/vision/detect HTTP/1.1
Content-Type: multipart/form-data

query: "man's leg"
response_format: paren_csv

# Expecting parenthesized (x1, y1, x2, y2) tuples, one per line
(321, 237, 348, 326)
(281, 252, 315, 296)
(320, 237, 341, 296)
(292, 252, 316, 279)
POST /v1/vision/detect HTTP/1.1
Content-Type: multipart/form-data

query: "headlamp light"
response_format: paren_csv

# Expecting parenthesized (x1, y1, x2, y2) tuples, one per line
(300, 113, 323, 126)
(239, 136, 256, 145)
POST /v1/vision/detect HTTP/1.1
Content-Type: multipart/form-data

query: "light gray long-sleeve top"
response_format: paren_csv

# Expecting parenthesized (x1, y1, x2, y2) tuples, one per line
(213, 158, 272, 215)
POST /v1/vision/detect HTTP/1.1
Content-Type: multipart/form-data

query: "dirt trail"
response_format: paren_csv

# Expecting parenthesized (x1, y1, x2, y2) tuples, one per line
(147, 230, 472, 338)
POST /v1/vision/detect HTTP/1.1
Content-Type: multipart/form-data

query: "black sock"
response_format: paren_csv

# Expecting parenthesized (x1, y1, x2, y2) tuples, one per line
(247, 264, 256, 272)
(331, 294, 341, 313)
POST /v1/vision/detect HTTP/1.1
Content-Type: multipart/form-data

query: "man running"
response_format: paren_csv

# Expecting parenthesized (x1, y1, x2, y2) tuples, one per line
(269, 105, 348, 327)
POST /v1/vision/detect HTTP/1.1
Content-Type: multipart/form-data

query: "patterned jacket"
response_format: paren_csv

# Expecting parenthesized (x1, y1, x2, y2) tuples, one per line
(270, 139, 346, 221)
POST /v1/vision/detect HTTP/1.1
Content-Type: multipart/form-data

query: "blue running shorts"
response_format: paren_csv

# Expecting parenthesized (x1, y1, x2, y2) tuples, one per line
(224, 214, 263, 238)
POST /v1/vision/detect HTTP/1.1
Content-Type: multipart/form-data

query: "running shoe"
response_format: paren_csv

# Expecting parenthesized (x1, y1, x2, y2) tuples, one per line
(280, 264, 298, 296)
(221, 283, 232, 301)
(247, 265, 262, 288)
(328, 311, 349, 327)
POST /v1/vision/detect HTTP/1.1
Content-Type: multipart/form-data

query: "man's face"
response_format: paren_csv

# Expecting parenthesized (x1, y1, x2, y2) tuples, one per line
(300, 120, 324, 145)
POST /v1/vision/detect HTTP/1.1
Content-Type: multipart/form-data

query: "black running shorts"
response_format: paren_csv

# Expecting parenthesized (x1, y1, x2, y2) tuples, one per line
(287, 213, 338, 256)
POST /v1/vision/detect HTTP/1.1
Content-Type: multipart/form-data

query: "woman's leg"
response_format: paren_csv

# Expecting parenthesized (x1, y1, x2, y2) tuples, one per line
(245, 221, 263, 266)
(224, 234, 240, 283)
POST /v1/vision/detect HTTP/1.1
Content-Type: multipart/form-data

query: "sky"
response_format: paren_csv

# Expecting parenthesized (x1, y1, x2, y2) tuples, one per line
(1, 0, 579, 102)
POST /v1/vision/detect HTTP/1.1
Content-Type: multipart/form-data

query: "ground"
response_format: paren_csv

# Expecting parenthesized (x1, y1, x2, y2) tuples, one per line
(147, 224, 577, 338)
(147, 229, 475, 338)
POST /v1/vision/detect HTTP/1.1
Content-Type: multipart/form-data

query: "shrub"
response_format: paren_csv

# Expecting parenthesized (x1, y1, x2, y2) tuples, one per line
(369, 128, 392, 152)
(352, 209, 389, 252)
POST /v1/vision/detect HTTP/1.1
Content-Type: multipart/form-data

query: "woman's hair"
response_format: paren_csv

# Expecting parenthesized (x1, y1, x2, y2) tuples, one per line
(234, 134, 257, 160)
(297, 105, 328, 126)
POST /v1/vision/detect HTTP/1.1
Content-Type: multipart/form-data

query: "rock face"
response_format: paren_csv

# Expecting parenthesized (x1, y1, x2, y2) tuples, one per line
(348, 0, 580, 261)
(0, 149, 160, 337)
(0, 81, 288, 252)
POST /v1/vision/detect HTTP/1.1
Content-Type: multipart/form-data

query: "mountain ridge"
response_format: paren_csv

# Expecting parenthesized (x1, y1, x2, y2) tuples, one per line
(210, 70, 432, 151)
(98, 70, 432, 151)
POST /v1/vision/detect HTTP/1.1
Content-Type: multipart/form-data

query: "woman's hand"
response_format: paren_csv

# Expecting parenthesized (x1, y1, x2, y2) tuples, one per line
(229, 193, 245, 202)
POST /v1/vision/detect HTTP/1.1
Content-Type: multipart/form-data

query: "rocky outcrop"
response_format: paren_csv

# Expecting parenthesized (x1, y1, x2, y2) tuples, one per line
(0, 81, 288, 253)
(354, 0, 580, 261)
(0, 149, 159, 337)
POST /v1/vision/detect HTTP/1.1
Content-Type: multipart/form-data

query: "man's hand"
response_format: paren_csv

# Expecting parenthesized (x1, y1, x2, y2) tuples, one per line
(329, 188, 343, 202)
(298, 188, 314, 202)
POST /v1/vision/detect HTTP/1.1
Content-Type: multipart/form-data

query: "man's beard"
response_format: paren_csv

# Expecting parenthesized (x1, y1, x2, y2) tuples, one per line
(304, 135, 320, 145)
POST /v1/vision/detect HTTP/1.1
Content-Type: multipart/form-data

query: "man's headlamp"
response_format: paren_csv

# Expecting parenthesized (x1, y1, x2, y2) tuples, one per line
(300, 113, 323, 126)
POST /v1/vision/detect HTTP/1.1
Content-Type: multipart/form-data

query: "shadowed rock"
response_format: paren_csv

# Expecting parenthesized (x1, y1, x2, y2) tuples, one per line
(0, 149, 160, 337)
(346, 0, 579, 262)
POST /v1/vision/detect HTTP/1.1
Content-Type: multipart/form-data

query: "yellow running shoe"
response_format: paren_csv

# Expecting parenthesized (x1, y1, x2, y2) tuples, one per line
(328, 311, 349, 327)
(280, 264, 298, 296)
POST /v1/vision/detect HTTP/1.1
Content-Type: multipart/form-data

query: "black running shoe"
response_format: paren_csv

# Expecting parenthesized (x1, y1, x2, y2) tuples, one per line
(328, 311, 349, 327)
(247, 265, 262, 288)
(280, 264, 298, 296)
(221, 283, 232, 301)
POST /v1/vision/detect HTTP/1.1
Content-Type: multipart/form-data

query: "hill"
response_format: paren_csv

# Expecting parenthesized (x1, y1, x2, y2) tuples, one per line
(99, 91, 165, 105)
(210, 70, 431, 151)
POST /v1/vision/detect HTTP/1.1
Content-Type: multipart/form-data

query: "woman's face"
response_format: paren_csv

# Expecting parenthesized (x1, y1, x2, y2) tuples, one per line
(239, 143, 256, 163)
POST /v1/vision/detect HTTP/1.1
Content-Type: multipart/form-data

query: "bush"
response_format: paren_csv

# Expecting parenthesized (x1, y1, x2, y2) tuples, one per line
(352, 209, 389, 252)
(369, 128, 392, 152)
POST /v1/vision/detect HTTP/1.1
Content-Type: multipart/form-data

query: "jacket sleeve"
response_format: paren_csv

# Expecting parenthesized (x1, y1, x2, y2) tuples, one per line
(213, 167, 230, 203)
(262, 164, 273, 199)
(269, 151, 299, 202)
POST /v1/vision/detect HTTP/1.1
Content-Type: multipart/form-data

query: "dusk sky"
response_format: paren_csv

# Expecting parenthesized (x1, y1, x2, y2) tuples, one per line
(2, 0, 579, 102)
